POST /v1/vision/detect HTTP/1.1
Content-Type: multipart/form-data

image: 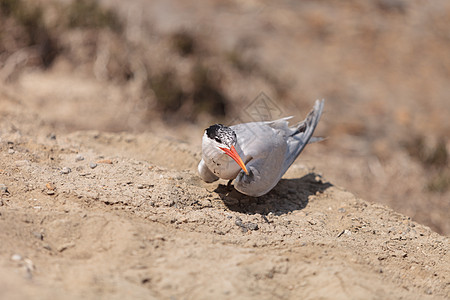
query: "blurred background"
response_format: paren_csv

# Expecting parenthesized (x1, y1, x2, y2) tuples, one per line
(1, 0, 449, 234)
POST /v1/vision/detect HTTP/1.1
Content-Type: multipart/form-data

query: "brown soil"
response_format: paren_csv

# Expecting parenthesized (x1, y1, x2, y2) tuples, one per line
(1, 0, 449, 299)
(1, 86, 449, 299)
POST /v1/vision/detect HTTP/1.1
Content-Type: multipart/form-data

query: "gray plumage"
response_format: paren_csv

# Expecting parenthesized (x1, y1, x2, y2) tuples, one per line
(198, 99, 324, 197)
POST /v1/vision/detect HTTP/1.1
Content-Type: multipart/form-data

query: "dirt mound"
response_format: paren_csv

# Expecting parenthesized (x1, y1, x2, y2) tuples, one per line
(2, 0, 449, 234)
(0, 92, 448, 299)
(1, 0, 449, 298)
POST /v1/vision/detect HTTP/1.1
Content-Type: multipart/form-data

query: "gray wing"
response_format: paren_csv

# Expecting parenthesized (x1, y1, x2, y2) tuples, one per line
(233, 131, 287, 197)
(230, 116, 295, 156)
(230, 120, 287, 196)
(280, 99, 324, 175)
(233, 99, 324, 197)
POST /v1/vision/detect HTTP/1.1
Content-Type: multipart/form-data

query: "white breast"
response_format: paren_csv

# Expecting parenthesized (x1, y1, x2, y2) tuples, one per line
(201, 132, 247, 180)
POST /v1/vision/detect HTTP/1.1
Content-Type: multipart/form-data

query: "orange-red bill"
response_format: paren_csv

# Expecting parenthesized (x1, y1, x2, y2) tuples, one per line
(219, 145, 249, 175)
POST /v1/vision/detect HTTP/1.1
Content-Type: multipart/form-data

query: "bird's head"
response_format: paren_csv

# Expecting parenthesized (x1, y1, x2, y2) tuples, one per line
(204, 124, 249, 175)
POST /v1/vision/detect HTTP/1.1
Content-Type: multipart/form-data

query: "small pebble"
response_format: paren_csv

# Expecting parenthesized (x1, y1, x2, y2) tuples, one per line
(11, 254, 22, 261)
(247, 223, 259, 231)
(89, 163, 97, 169)
(57, 242, 75, 252)
(337, 229, 352, 238)
(137, 184, 144, 189)
(154, 234, 166, 241)
(15, 160, 30, 167)
(96, 159, 112, 164)
(75, 154, 85, 161)
(60, 167, 71, 174)
(24, 258, 34, 272)
(307, 218, 317, 225)
(47, 190, 55, 195)
(288, 188, 296, 195)
(46, 182, 55, 190)
(32, 231, 43, 240)
(8, 149, 15, 154)
(0, 184, 8, 194)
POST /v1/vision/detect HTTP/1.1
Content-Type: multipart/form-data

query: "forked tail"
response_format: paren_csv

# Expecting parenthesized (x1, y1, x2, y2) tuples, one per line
(281, 99, 325, 174)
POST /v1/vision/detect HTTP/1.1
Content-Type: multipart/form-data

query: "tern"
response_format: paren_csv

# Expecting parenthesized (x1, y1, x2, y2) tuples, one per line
(198, 99, 324, 197)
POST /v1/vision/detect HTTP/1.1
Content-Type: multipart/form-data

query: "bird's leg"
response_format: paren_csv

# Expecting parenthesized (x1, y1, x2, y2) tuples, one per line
(227, 179, 234, 190)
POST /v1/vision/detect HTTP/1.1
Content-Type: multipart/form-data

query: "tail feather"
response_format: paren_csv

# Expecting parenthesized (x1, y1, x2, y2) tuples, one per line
(281, 99, 324, 174)
(309, 136, 326, 143)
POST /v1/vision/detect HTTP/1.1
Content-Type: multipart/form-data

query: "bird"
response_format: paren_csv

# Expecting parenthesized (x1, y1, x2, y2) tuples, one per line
(198, 99, 324, 197)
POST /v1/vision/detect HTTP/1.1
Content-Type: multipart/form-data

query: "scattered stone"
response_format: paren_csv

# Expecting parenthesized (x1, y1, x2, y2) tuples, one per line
(15, 160, 30, 167)
(57, 242, 75, 252)
(307, 218, 317, 225)
(154, 234, 166, 241)
(393, 250, 408, 258)
(60, 167, 71, 174)
(48, 133, 56, 140)
(337, 229, 352, 237)
(0, 184, 8, 194)
(288, 188, 296, 195)
(46, 182, 56, 190)
(0, 200, 3, 206)
(247, 223, 259, 231)
(235, 217, 259, 232)
(96, 159, 113, 164)
(235, 217, 247, 232)
(11, 254, 22, 261)
(8, 149, 14, 154)
(24, 258, 35, 278)
(75, 154, 85, 161)
(89, 163, 97, 169)
(32, 231, 44, 240)
(47, 190, 55, 195)
(137, 184, 144, 189)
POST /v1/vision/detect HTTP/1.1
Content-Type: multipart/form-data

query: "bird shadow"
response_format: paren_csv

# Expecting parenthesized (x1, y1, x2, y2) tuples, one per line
(214, 173, 332, 216)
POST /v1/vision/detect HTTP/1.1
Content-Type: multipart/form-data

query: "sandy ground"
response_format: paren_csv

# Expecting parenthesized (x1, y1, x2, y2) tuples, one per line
(1, 0, 450, 298)
(0, 90, 449, 299)
(2, 0, 449, 235)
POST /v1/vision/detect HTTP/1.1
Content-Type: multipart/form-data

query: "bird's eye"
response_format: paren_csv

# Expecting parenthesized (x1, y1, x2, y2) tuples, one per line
(215, 137, 221, 143)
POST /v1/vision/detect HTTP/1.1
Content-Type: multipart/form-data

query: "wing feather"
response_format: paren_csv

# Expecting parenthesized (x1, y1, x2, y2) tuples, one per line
(281, 99, 324, 175)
